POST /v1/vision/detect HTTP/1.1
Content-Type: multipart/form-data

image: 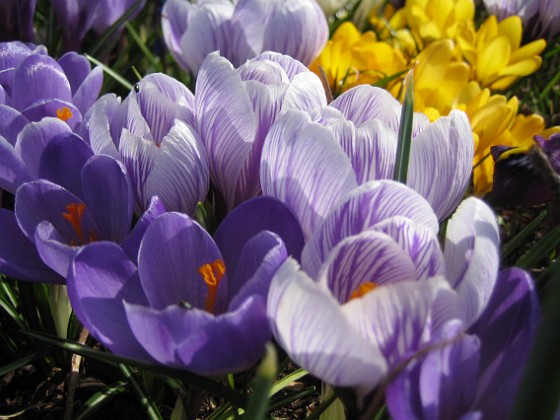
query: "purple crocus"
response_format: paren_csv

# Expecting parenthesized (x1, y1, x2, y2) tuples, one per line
(0, 0, 37, 42)
(51, 0, 146, 51)
(162, 0, 328, 75)
(386, 267, 540, 419)
(67, 196, 304, 374)
(260, 85, 473, 233)
(0, 42, 102, 142)
(85, 73, 208, 214)
(195, 51, 327, 211)
(268, 181, 501, 401)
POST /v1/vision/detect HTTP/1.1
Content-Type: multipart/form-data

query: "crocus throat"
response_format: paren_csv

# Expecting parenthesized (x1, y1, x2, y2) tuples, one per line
(349, 282, 378, 301)
(56, 107, 73, 122)
(198, 259, 226, 313)
(62, 202, 97, 245)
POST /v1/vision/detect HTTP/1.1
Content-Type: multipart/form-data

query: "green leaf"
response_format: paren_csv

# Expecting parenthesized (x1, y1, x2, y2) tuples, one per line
(392, 70, 414, 184)
(85, 54, 134, 91)
(511, 258, 560, 420)
(119, 363, 163, 420)
(21, 330, 247, 407)
(269, 368, 308, 397)
(0, 349, 52, 377)
(501, 210, 547, 261)
(125, 22, 161, 72)
(243, 343, 277, 419)
(74, 381, 129, 420)
(515, 224, 560, 269)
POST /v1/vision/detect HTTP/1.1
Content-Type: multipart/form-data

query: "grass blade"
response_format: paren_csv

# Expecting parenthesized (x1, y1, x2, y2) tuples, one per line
(269, 368, 308, 397)
(74, 381, 129, 420)
(392, 70, 414, 183)
(119, 363, 163, 420)
(85, 54, 133, 91)
(501, 210, 548, 261)
(0, 349, 52, 377)
(125, 22, 161, 71)
(243, 343, 277, 419)
(515, 224, 560, 269)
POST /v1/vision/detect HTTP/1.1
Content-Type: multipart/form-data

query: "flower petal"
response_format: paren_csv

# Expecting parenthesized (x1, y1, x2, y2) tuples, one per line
(0, 134, 30, 193)
(444, 197, 500, 327)
(407, 110, 474, 220)
(260, 109, 357, 239)
(34, 221, 79, 277)
(268, 258, 387, 394)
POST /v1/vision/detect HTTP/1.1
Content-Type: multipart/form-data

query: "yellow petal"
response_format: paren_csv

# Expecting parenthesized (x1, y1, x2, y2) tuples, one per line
(476, 36, 511, 86)
(497, 16, 522, 49)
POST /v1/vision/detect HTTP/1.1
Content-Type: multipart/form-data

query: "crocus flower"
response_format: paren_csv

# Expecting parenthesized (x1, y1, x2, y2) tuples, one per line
(0, 0, 37, 42)
(195, 51, 326, 211)
(483, 0, 539, 22)
(0, 42, 102, 140)
(85, 73, 208, 214)
(386, 268, 539, 419)
(67, 196, 304, 374)
(268, 181, 501, 401)
(161, 0, 328, 76)
(51, 0, 146, 51)
(261, 85, 473, 230)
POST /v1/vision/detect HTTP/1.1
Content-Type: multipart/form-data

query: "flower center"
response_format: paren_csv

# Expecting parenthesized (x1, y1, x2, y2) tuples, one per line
(349, 282, 378, 301)
(62, 203, 97, 245)
(56, 107, 73, 122)
(198, 259, 226, 313)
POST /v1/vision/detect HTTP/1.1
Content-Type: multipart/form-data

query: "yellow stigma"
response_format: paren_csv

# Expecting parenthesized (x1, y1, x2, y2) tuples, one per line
(349, 282, 378, 301)
(198, 259, 226, 313)
(56, 107, 73, 122)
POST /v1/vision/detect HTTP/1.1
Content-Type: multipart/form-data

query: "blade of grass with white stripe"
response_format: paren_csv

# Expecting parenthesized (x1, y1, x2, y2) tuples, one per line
(392, 70, 414, 184)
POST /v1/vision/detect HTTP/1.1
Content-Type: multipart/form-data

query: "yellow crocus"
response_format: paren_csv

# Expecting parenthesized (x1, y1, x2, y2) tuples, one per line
(309, 21, 408, 96)
(456, 15, 546, 90)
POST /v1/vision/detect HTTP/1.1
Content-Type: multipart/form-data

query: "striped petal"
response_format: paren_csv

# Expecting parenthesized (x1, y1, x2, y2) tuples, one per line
(260, 109, 357, 239)
(443, 197, 500, 327)
(407, 110, 474, 220)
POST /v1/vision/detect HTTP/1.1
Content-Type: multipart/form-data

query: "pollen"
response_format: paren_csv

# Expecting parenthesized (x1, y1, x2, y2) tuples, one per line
(56, 107, 73, 122)
(349, 282, 378, 301)
(62, 202, 97, 245)
(198, 259, 226, 313)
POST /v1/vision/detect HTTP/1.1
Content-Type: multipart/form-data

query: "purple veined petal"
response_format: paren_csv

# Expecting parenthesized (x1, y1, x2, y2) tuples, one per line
(15, 117, 71, 179)
(407, 110, 474, 220)
(11, 54, 72, 112)
(443, 197, 500, 327)
(87, 94, 120, 158)
(0, 105, 30, 145)
(81, 155, 133, 243)
(20, 99, 82, 130)
(302, 180, 439, 278)
(260, 109, 358, 239)
(344, 119, 398, 183)
(340, 277, 451, 366)
(0, 209, 64, 283)
(232, 79, 288, 206)
(281, 71, 328, 112)
(0, 134, 31, 193)
(119, 128, 158, 213)
(51, 0, 97, 50)
(34, 221, 80, 277)
(259, 0, 329, 65)
(67, 242, 152, 360)
(195, 53, 256, 209)
(268, 258, 388, 395)
(124, 302, 214, 366)
(330, 85, 401, 130)
(177, 295, 271, 374)
(71, 65, 103, 117)
(138, 212, 226, 312)
(0, 85, 4, 104)
(468, 268, 540, 418)
(227, 231, 287, 310)
(126, 93, 154, 143)
(121, 196, 166, 264)
(15, 179, 99, 246)
(372, 216, 445, 280)
(214, 196, 305, 275)
(318, 230, 418, 304)
(57, 52, 93, 95)
(161, 0, 195, 72)
(241, 51, 310, 80)
(38, 132, 94, 198)
(0, 42, 36, 93)
(228, 0, 265, 65)
(180, 1, 236, 74)
(144, 120, 209, 215)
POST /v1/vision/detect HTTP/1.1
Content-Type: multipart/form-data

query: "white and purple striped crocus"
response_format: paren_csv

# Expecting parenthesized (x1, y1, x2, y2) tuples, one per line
(260, 85, 473, 236)
(85, 73, 208, 215)
(0, 42, 102, 144)
(268, 180, 505, 402)
(162, 0, 328, 76)
(194, 51, 327, 211)
(67, 196, 304, 374)
(386, 267, 540, 419)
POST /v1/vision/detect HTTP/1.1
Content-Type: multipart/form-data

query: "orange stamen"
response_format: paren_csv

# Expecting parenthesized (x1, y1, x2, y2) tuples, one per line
(349, 282, 378, 301)
(62, 203, 90, 245)
(56, 107, 73, 122)
(198, 259, 226, 313)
